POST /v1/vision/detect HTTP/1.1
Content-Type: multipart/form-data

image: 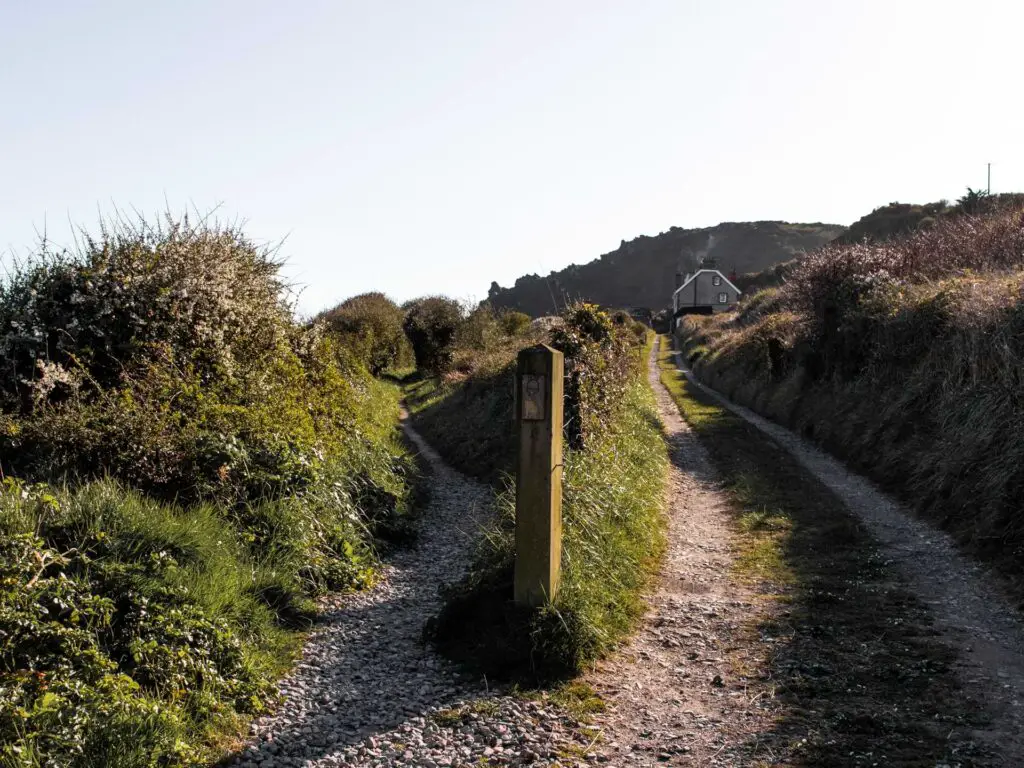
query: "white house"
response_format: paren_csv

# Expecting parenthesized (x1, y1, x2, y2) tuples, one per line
(672, 268, 741, 329)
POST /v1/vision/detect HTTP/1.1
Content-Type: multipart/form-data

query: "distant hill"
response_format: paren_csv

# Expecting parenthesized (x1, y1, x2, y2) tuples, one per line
(733, 192, 1024, 295)
(486, 221, 846, 316)
(833, 201, 949, 245)
(834, 192, 1024, 246)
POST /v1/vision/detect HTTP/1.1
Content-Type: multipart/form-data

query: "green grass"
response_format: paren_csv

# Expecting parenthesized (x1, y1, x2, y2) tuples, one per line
(402, 358, 517, 486)
(548, 681, 606, 722)
(655, 336, 991, 766)
(429, 333, 668, 682)
(0, 479, 309, 767)
(0, 366, 417, 767)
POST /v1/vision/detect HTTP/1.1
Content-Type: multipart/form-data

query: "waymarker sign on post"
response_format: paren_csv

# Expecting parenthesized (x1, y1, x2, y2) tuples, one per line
(514, 344, 564, 607)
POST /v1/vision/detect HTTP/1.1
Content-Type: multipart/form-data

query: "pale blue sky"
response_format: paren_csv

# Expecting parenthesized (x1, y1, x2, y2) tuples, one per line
(2, 1, 1021, 315)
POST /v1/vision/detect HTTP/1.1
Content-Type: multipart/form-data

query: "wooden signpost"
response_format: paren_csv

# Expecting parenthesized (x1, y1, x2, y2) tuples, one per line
(514, 344, 564, 607)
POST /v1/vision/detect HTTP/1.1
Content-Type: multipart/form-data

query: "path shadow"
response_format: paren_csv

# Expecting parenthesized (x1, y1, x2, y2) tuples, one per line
(660, 364, 994, 766)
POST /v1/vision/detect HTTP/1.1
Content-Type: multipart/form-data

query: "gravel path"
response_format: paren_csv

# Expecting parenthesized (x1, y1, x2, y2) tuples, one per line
(579, 339, 772, 765)
(230, 343, 1024, 766)
(670, 344, 1024, 761)
(231, 415, 589, 768)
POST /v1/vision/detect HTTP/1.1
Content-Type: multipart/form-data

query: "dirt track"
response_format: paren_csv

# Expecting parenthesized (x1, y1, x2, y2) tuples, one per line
(579, 340, 770, 765)
(669, 345, 1024, 762)
(579, 338, 1024, 766)
(235, 340, 1024, 767)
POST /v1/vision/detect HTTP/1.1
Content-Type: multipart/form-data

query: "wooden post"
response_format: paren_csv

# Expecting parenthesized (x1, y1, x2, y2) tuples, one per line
(514, 344, 564, 607)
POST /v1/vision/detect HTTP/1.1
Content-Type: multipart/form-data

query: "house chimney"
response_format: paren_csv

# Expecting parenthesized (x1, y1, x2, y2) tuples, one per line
(700, 256, 717, 270)
(674, 271, 684, 289)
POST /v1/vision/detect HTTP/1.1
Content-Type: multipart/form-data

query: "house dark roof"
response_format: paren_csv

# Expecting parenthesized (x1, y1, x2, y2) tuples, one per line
(672, 269, 742, 299)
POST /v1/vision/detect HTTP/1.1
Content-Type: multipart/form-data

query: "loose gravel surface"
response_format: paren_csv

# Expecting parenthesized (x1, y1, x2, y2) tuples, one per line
(231, 416, 591, 768)
(672, 347, 1024, 762)
(579, 340, 771, 766)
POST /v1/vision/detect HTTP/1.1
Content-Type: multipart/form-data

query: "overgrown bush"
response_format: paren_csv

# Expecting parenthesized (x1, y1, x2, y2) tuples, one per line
(0, 216, 288, 409)
(0, 213, 412, 513)
(679, 204, 1024, 601)
(451, 304, 505, 361)
(551, 303, 638, 449)
(0, 213, 414, 765)
(318, 292, 412, 375)
(402, 296, 464, 375)
(498, 310, 531, 336)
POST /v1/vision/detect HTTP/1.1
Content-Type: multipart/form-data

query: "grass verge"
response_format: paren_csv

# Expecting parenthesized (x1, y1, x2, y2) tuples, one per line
(656, 336, 990, 766)
(402, 357, 516, 486)
(426, 332, 668, 683)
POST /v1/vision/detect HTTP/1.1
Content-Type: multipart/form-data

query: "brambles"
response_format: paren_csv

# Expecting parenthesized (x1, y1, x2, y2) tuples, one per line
(551, 303, 638, 450)
(0, 214, 288, 410)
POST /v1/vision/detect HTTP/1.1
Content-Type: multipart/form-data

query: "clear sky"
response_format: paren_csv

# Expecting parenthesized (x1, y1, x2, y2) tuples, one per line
(2, 0, 1021, 315)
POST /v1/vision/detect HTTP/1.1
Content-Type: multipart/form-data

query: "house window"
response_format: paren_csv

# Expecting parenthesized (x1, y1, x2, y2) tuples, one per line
(712, 275, 722, 286)
(718, 292, 728, 304)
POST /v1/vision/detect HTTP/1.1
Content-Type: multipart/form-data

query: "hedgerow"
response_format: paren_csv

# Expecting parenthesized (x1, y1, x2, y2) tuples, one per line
(402, 296, 465, 375)
(317, 292, 413, 376)
(678, 204, 1024, 601)
(0, 213, 414, 765)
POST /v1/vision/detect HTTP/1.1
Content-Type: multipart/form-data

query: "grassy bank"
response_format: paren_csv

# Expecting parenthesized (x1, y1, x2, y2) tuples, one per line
(680, 205, 1024, 602)
(417, 308, 667, 681)
(403, 345, 519, 486)
(656, 338, 988, 765)
(0, 216, 414, 766)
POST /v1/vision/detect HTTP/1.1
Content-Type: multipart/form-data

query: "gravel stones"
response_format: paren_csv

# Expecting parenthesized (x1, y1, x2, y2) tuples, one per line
(232, 419, 591, 767)
(576, 341, 769, 765)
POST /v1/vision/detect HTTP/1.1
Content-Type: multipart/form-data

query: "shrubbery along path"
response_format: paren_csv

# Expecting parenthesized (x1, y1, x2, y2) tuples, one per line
(11, 210, 1019, 767)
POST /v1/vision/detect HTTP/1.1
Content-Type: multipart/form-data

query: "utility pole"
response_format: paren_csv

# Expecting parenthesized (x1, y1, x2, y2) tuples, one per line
(988, 163, 991, 194)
